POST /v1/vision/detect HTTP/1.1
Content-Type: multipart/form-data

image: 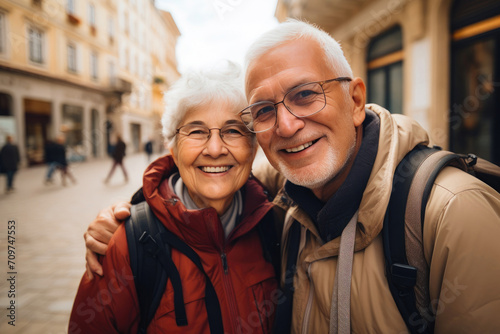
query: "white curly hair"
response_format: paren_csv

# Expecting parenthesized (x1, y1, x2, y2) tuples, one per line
(161, 61, 249, 148)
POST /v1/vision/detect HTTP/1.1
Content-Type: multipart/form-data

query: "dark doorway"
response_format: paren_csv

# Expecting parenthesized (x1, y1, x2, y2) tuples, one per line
(24, 99, 51, 166)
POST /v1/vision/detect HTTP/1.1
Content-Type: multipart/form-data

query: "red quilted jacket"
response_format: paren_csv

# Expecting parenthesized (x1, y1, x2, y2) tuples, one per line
(69, 155, 278, 333)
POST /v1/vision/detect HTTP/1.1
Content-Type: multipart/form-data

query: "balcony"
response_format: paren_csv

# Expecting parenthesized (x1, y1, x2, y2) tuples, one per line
(111, 78, 132, 94)
(276, 0, 371, 32)
(67, 13, 81, 25)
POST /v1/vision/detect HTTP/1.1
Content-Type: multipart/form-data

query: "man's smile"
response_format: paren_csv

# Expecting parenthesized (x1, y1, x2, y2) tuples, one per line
(281, 138, 321, 153)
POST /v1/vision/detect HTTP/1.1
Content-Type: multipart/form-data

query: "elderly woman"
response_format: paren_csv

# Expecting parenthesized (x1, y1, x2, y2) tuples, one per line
(69, 64, 279, 334)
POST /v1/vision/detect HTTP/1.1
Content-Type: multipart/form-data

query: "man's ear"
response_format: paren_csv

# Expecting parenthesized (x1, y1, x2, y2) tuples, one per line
(350, 77, 366, 127)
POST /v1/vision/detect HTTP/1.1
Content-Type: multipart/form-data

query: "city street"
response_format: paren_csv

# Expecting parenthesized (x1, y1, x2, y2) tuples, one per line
(0, 152, 156, 333)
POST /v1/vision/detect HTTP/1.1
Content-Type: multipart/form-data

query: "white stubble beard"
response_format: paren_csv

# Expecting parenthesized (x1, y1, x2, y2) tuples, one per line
(277, 134, 357, 190)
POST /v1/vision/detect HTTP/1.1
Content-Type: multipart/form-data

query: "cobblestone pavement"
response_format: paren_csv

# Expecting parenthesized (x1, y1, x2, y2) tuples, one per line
(0, 153, 158, 333)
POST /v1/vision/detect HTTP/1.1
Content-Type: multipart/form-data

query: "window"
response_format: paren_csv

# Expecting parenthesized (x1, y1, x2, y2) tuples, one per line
(124, 12, 128, 34)
(0, 93, 13, 116)
(67, 0, 75, 14)
(108, 17, 114, 38)
(108, 60, 116, 86)
(130, 51, 135, 74)
(367, 26, 403, 114)
(28, 27, 44, 64)
(88, 3, 95, 27)
(130, 18, 134, 40)
(0, 11, 6, 54)
(67, 43, 77, 72)
(139, 58, 144, 79)
(144, 61, 151, 82)
(90, 51, 98, 80)
(124, 48, 129, 70)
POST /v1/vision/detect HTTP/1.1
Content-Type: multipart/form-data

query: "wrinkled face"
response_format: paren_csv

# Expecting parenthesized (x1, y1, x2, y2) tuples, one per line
(170, 100, 257, 213)
(245, 38, 365, 192)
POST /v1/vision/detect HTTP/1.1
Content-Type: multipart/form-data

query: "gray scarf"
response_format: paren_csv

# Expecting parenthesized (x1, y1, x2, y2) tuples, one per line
(168, 173, 243, 238)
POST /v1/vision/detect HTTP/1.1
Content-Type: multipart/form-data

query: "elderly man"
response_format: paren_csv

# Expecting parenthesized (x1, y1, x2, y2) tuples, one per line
(84, 20, 500, 333)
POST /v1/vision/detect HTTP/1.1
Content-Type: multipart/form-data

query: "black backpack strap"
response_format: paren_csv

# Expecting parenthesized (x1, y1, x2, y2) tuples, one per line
(137, 212, 188, 328)
(256, 210, 282, 279)
(126, 202, 168, 333)
(126, 200, 224, 333)
(160, 230, 224, 334)
(126, 202, 188, 333)
(384, 145, 436, 334)
(384, 145, 471, 334)
(273, 219, 301, 334)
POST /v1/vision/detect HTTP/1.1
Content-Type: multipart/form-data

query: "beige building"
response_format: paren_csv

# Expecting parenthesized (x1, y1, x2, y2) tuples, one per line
(0, 0, 179, 166)
(113, 0, 180, 155)
(276, 0, 500, 165)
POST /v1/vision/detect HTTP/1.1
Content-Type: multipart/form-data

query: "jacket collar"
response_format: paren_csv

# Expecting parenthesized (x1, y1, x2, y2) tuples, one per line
(141, 155, 274, 251)
(284, 109, 379, 243)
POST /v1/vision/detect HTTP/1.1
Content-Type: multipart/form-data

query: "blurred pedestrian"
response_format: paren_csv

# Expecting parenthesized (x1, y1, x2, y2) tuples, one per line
(104, 134, 128, 183)
(0, 135, 20, 193)
(144, 138, 153, 162)
(44, 138, 58, 184)
(52, 134, 76, 186)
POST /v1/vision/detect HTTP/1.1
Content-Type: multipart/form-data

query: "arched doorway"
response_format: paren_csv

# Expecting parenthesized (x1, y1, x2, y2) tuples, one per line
(450, 0, 500, 164)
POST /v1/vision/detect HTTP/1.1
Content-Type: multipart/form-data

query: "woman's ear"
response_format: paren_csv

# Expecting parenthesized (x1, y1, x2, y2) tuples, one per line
(350, 77, 366, 127)
(169, 147, 177, 164)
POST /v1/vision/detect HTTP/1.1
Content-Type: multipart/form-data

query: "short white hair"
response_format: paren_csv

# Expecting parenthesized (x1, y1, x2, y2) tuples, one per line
(162, 61, 248, 148)
(244, 19, 353, 79)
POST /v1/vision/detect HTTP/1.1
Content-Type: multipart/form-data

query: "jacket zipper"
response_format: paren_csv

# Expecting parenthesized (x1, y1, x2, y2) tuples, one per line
(207, 212, 240, 333)
(301, 263, 314, 334)
(221, 253, 229, 274)
(220, 250, 240, 333)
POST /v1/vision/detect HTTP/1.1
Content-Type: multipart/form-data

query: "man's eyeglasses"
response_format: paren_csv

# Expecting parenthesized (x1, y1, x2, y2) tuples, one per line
(238, 77, 352, 133)
(175, 123, 252, 146)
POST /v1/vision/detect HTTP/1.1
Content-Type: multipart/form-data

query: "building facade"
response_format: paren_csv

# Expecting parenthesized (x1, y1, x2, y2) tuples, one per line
(112, 0, 180, 155)
(0, 0, 179, 166)
(276, 0, 500, 165)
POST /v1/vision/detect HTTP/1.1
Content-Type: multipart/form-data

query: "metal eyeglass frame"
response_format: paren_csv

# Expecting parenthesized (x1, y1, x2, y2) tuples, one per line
(238, 76, 352, 133)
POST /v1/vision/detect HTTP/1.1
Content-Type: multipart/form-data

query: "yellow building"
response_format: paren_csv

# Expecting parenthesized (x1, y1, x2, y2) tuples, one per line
(276, 0, 500, 165)
(0, 0, 179, 166)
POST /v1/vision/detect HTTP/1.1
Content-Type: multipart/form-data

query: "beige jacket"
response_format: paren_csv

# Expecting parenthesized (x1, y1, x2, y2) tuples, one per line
(255, 105, 500, 334)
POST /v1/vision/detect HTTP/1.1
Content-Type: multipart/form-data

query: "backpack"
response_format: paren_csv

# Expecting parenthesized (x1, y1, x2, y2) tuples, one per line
(125, 196, 281, 334)
(383, 145, 500, 334)
(124, 201, 224, 334)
